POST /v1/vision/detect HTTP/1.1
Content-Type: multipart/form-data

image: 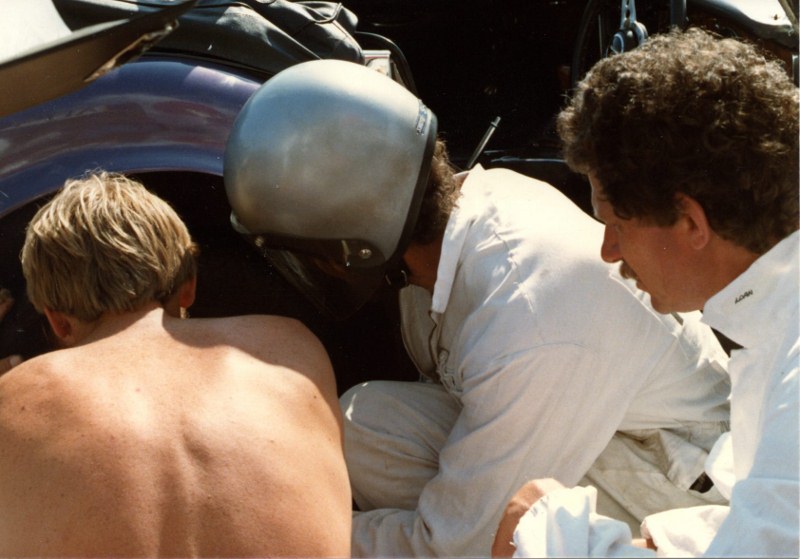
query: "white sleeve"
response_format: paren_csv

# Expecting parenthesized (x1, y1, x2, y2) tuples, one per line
(641, 362, 799, 558)
(704, 363, 799, 557)
(512, 486, 655, 558)
(704, 432, 734, 500)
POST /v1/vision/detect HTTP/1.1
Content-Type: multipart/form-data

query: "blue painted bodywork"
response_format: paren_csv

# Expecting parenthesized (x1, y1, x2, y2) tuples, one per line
(0, 54, 261, 217)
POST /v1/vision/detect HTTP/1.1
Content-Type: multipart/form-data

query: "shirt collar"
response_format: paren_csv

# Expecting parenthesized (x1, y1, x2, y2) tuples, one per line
(702, 231, 799, 348)
(430, 165, 486, 314)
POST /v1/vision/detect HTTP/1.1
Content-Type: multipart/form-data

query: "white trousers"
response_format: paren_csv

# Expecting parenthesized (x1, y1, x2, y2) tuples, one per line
(342, 380, 727, 539)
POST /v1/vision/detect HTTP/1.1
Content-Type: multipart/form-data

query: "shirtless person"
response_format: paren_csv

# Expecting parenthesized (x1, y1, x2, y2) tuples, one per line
(0, 172, 351, 557)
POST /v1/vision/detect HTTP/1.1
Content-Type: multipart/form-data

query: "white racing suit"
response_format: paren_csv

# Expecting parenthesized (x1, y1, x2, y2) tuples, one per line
(342, 167, 731, 557)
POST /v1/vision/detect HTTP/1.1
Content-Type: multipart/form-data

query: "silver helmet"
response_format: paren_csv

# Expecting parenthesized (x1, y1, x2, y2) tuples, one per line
(224, 59, 437, 319)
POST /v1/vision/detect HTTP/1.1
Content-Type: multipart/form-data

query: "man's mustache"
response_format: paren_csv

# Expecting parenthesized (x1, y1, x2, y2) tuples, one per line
(619, 261, 637, 281)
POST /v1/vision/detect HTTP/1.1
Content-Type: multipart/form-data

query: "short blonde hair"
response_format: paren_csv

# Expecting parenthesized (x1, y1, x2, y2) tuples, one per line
(21, 172, 198, 322)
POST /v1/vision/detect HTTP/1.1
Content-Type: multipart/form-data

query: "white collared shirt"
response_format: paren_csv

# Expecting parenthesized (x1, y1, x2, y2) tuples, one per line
(699, 230, 799, 556)
(512, 231, 799, 558)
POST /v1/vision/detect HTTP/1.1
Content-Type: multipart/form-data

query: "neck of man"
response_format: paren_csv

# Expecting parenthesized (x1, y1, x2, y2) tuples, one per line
(697, 233, 762, 308)
(402, 235, 444, 293)
(54, 303, 166, 348)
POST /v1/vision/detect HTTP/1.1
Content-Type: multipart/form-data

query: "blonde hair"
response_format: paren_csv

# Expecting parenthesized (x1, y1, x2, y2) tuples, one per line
(21, 172, 198, 322)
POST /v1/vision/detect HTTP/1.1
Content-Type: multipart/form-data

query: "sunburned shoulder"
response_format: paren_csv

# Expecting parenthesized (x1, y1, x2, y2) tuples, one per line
(200, 314, 323, 356)
(216, 314, 313, 337)
(193, 314, 335, 387)
(0, 350, 69, 396)
(193, 313, 302, 333)
(0, 351, 84, 438)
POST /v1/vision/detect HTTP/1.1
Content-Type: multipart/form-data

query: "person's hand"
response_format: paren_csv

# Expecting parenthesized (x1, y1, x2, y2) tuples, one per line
(492, 478, 566, 557)
(0, 288, 22, 375)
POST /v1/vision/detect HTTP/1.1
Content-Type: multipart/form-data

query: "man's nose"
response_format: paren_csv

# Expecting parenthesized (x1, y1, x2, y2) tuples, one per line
(600, 226, 622, 263)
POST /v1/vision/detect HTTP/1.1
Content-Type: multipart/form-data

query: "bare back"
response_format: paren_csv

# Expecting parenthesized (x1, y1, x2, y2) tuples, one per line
(0, 309, 351, 557)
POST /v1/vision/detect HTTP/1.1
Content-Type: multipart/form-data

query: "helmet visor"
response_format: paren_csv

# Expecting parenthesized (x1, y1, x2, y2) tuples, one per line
(250, 236, 392, 320)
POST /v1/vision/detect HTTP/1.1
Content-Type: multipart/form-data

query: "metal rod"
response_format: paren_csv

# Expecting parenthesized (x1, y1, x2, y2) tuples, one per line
(466, 116, 501, 169)
(670, 0, 687, 29)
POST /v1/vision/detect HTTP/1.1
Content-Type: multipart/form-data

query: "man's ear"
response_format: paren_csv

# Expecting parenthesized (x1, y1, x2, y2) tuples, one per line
(677, 194, 712, 250)
(163, 277, 197, 318)
(43, 308, 80, 346)
(177, 276, 197, 310)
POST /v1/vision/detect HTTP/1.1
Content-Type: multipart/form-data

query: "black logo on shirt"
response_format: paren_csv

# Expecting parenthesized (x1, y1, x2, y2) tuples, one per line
(735, 289, 754, 304)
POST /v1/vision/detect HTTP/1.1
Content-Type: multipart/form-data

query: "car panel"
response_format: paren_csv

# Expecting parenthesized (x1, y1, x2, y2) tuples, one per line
(0, 56, 259, 217)
(53, 0, 365, 74)
(694, 0, 797, 47)
(0, 0, 197, 117)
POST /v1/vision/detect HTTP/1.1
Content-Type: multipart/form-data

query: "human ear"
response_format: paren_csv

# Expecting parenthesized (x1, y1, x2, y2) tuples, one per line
(177, 276, 197, 310)
(676, 194, 712, 250)
(43, 308, 81, 346)
(163, 277, 197, 318)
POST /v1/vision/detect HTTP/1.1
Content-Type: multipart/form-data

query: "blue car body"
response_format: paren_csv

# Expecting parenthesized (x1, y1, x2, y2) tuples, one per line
(0, 57, 258, 216)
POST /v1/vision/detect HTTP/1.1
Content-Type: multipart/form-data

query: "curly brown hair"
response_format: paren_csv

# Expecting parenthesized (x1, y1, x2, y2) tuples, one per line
(411, 138, 461, 245)
(558, 27, 799, 254)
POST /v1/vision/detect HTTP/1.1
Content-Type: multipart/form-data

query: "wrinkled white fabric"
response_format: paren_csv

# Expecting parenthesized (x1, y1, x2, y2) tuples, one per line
(704, 432, 735, 499)
(641, 505, 728, 557)
(345, 167, 730, 557)
(576, 427, 728, 536)
(513, 487, 652, 558)
(512, 231, 799, 558)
